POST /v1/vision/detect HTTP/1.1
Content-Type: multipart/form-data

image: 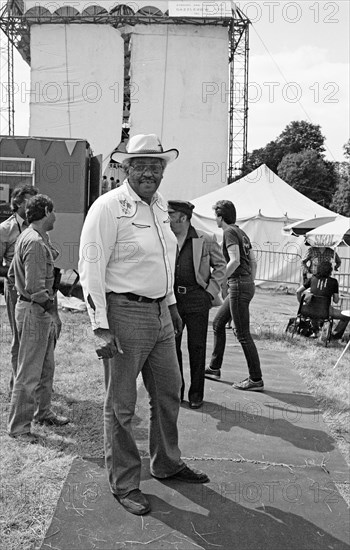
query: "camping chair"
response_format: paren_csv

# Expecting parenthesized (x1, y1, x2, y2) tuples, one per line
(289, 294, 334, 347)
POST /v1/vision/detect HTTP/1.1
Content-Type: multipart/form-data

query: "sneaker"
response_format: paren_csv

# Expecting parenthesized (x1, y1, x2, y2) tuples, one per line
(232, 378, 264, 392)
(204, 366, 221, 380)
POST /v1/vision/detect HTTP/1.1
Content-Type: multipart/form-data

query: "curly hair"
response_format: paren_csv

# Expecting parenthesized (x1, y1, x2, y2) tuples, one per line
(316, 260, 333, 279)
(25, 194, 54, 224)
(213, 200, 237, 224)
(10, 185, 38, 212)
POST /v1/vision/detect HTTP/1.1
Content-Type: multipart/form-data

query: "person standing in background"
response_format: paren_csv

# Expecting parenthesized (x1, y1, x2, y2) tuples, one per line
(8, 194, 69, 444)
(206, 200, 264, 391)
(168, 200, 225, 409)
(0, 184, 38, 391)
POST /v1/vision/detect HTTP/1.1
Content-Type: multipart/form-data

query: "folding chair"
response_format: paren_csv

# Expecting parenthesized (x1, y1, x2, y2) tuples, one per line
(291, 294, 334, 347)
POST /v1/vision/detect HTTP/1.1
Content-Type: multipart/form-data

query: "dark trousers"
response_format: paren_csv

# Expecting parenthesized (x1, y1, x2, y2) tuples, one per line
(176, 289, 211, 403)
(209, 296, 231, 370)
(4, 280, 19, 391)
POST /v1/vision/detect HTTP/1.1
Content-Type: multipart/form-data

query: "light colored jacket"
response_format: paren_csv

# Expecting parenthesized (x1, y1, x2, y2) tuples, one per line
(191, 227, 226, 302)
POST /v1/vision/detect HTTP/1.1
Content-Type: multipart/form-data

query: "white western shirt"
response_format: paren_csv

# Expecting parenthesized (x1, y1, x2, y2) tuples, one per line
(78, 182, 177, 330)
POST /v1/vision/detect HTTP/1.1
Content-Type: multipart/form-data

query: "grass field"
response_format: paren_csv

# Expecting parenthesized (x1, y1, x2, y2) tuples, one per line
(0, 288, 349, 550)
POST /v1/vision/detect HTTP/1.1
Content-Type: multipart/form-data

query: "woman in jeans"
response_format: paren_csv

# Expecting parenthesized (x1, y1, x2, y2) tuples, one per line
(205, 200, 264, 391)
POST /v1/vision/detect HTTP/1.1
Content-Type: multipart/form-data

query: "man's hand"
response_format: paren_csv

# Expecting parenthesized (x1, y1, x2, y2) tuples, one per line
(93, 328, 123, 359)
(168, 304, 183, 337)
(51, 312, 62, 341)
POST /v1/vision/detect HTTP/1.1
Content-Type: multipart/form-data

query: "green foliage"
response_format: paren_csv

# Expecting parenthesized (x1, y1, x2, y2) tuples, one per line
(277, 150, 336, 208)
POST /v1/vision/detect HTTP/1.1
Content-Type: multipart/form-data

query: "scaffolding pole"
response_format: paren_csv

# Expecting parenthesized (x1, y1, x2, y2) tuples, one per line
(228, 8, 250, 182)
(0, 7, 15, 135)
(0, 4, 250, 178)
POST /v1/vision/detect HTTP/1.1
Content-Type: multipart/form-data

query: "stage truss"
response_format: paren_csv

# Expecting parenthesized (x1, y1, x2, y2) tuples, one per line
(0, 2, 250, 180)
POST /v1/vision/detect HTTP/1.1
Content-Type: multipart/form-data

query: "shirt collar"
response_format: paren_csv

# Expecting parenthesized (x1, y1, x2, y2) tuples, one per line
(31, 224, 49, 243)
(125, 180, 161, 206)
(15, 213, 26, 227)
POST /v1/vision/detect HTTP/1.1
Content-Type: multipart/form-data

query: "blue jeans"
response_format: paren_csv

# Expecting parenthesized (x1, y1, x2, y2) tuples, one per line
(104, 293, 184, 497)
(228, 277, 262, 380)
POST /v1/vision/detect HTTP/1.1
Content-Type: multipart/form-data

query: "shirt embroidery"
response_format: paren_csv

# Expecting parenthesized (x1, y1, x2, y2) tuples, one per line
(119, 197, 134, 216)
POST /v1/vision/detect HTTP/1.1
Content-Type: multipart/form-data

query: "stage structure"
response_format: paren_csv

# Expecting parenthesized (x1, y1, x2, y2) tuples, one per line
(0, 1, 250, 198)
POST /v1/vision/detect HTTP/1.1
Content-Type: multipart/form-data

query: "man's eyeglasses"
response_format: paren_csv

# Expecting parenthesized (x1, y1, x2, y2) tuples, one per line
(130, 163, 163, 175)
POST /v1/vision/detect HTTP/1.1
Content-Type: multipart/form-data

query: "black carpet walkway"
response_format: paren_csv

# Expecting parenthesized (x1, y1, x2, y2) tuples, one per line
(40, 341, 350, 550)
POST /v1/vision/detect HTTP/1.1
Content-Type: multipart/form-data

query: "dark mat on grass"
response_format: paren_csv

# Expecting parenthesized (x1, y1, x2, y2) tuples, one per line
(40, 456, 350, 550)
(40, 351, 350, 550)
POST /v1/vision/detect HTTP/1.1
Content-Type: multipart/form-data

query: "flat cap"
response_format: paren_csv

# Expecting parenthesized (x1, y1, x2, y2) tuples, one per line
(168, 200, 195, 218)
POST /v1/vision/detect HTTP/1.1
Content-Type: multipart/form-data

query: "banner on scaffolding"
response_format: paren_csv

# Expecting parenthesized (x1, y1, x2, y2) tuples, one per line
(169, 1, 234, 18)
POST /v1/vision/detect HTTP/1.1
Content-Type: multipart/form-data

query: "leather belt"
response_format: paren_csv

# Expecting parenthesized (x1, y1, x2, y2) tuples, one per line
(176, 285, 201, 295)
(19, 296, 54, 311)
(122, 292, 165, 304)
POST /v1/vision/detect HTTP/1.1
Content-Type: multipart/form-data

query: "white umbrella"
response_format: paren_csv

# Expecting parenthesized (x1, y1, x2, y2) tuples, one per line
(282, 215, 338, 237)
(305, 217, 350, 247)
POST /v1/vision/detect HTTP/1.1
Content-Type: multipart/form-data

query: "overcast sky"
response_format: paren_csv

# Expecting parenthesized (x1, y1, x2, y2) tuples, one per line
(247, 0, 349, 161)
(2, 0, 349, 162)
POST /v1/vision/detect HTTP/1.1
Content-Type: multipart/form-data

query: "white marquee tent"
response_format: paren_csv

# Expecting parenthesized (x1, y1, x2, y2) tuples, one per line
(190, 164, 346, 286)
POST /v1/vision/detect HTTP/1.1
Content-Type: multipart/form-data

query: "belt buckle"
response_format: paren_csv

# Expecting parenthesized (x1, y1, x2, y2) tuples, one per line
(177, 286, 187, 294)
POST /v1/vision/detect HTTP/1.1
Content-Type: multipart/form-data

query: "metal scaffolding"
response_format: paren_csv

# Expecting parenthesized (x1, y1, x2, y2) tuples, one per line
(0, 8, 13, 135)
(0, 3, 250, 180)
(229, 9, 250, 181)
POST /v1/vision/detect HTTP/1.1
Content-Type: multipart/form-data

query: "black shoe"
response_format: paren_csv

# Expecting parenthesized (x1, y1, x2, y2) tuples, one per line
(159, 465, 209, 484)
(331, 332, 343, 341)
(113, 489, 151, 515)
(35, 414, 70, 427)
(204, 367, 221, 380)
(189, 401, 203, 409)
(9, 432, 39, 444)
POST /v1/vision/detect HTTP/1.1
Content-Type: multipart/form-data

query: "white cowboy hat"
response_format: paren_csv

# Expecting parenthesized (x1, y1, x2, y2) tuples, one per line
(111, 134, 179, 165)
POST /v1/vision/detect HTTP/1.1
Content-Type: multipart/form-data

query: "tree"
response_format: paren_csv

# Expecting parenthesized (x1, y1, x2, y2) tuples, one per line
(277, 121, 326, 156)
(277, 150, 336, 208)
(330, 140, 350, 215)
(243, 140, 285, 175)
(343, 138, 350, 160)
(242, 120, 326, 177)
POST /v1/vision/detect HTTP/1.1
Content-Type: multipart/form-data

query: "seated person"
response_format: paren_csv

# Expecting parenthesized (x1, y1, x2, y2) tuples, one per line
(301, 245, 341, 285)
(296, 260, 350, 340)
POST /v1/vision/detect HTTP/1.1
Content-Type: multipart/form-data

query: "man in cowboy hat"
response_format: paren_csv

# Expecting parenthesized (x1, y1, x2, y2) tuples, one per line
(168, 200, 225, 409)
(79, 134, 209, 517)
